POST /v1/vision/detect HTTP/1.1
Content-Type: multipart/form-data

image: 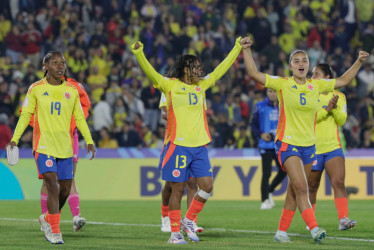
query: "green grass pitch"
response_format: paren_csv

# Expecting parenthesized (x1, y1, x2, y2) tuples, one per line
(0, 200, 373, 249)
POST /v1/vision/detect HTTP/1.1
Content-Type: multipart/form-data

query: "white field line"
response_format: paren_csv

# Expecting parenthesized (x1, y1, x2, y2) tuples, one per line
(1, 217, 373, 243)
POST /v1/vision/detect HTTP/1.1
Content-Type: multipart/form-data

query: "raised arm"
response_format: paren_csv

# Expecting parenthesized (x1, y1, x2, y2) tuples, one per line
(335, 51, 369, 89)
(131, 42, 165, 90)
(241, 37, 267, 86)
(210, 37, 242, 81)
(332, 93, 347, 126)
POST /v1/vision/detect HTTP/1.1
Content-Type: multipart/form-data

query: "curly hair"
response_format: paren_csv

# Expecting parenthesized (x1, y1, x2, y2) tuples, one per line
(166, 54, 203, 80)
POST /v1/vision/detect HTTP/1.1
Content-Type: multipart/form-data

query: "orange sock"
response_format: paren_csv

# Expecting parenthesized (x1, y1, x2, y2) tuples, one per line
(169, 210, 181, 233)
(45, 212, 50, 223)
(301, 208, 318, 230)
(185, 198, 205, 221)
(278, 208, 295, 231)
(312, 203, 316, 212)
(47, 213, 61, 233)
(194, 216, 198, 224)
(161, 203, 169, 218)
(334, 197, 348, 219)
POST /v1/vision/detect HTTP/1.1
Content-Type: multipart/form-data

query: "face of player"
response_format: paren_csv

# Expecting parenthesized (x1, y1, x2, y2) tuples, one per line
(289, 52, 309, 80)
(190, 60, 203, 84)
(45, 54, 66, 79)
(266, 88, 277, 102)
(311, 66, 331, 79)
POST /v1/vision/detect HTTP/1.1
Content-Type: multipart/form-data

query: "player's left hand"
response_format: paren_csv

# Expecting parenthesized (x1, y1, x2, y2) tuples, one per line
(87, 144, 96, 160)
(358, 51, 369, 63)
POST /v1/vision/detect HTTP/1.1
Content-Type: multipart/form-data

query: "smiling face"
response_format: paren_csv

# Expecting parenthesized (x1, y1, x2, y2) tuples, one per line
(44, 53, 66, 79)
(289, 51, 309, 79)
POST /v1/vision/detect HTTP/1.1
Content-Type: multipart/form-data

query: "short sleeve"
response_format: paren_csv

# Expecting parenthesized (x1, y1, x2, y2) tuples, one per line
(314, 79, 336, 93)
(264, 74, 283, 91)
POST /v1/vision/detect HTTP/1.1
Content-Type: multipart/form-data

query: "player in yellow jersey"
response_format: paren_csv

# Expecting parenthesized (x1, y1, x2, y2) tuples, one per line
(241, 36, 368, 243)
(158, 93, 203, 233)
(308, 63, 356, 231)
(7, 51, 95, 244)
(132, 37, 242, 244)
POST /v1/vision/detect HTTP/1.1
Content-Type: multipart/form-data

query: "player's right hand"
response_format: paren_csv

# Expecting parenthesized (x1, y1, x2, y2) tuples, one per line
(6, 141, 17, 150)
(240, 37, 253, 49)
(132, 42, 142, 50)
(326, 94, 339, 111)
(87, 144, 96, 160)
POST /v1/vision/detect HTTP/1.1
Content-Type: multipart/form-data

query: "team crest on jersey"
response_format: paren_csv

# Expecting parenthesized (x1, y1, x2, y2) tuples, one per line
(307, 84, 314, 90)
(313, 160, 317, 166)
(195, 86, 201, 92)
(172, 169, 181, 177)
(64, 92, 71, 99)
(46, 159, 53, 167)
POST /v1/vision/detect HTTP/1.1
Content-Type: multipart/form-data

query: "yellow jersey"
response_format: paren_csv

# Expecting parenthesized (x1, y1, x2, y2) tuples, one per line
(265, 75, 335, 146)
(133, 41, 241, 147)
(315, 91, 347, 154)
(12, 78, 93, 158)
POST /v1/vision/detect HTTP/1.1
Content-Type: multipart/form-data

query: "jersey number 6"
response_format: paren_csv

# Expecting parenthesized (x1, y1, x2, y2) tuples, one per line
(51, 102, 62, 115)
(300, 93, 306, 105)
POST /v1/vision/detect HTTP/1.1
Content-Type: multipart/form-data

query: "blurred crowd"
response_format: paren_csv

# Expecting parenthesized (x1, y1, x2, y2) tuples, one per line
(1, 0, 374, 150)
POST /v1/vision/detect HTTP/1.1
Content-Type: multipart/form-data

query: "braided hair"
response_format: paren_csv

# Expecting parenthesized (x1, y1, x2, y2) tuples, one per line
(166, 55, 203, 81)
(42, 51, 69, 80)
(315, 63, 334, 79)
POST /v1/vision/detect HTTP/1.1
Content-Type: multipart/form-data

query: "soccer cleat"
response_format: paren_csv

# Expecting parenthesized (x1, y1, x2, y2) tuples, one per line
(167, 232, 187, 244)
(306, 225, 310, 230)
(338, 217, 356, 230)
(181, 217, 199, 242)
(311, 227, 326, 244)
(274, 230, 291, 242)
(39, 214, 50, 232)
(268, 193, 275, 207)
(50, 233, 64, 244)
(73, 216, 87, 232)
(260, 199, 273, 210)
(161, 216, 171, 232)
(193, 221, 204, 233)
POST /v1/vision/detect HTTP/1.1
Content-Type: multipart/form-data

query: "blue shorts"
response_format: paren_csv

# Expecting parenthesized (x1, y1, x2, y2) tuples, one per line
(312, 148, 345, 171)
(275, 140, 316, 171)
(160, 142, 212, 182)
(34, 152, 73, 180)
(157, 145, 166, 171)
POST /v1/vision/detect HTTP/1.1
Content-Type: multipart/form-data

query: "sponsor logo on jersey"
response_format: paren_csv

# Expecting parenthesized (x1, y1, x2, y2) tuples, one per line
(65, 92, 71, 99)
(307, 84, 314, 90)
(172, 169, 181, 177)
(291, 85, 297, 89)
(42, 92, 49, 96)
(181, 87, 186, 91)
(195, 86, 201, 92)
(322, 105, 327, 108)
(313, 160, 317, 166)
(46, 159, 53, 167)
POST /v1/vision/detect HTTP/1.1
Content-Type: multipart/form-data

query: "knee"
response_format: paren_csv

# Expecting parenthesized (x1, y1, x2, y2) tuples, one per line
(201, 184, 213, 194)
(186, 180, 198, 192)
(163, 182, 172, 193)
(331, 178, 345, 190)
(308, 180, 320, 193)
(292, 182, 308, 196)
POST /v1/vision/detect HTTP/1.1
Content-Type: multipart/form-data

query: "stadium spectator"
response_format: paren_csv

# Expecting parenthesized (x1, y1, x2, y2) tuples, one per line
(308, 63, 356, 231)
(116, 120, 143, 148)
(93, 94, 113, 142)
(241, 36, 368, 243)
(5, 25, 22, 63)
(21, 22, 42, 68)
(98, 127, 118, 149)
(0, 113, 12, 149)
(357, 63, 374, 98)
(132, 37, 242, 244)
(251, 88, 286, 210)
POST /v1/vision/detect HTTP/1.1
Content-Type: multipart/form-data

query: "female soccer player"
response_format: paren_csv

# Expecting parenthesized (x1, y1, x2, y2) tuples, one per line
(308, 63, 356, 230)
(8, 51, 95, 244)
(241, 36, 368, 243)
(132, 37, 242, 244)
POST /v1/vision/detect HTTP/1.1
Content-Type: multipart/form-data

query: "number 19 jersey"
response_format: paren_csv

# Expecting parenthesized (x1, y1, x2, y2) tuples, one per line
(265, 74, 335, 146)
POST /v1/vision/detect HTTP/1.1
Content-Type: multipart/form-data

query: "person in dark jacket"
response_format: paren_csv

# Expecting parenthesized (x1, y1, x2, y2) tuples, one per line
(251, 88, 286, 209)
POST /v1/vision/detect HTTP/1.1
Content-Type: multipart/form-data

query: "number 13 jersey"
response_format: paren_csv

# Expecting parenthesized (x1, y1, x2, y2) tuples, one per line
(265, 74, 335, 147)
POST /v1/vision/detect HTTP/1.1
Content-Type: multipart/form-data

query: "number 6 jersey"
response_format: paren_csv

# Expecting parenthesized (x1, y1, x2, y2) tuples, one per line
(12, 78, 93, 158)
(265, 74, 335, 147)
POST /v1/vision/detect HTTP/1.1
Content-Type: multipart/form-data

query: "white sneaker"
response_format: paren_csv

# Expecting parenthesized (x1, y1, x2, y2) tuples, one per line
(168, 232, 187, 244)
(181, 217, 199, 242)
(274, 230, 290, 242)
(311, 227, 326, 244)
(73, 216, 86, 232)
(268, 193, 275, 207)
(39, 214, 50, 232)
(193, 221, 204, 233)
(161, 216, 171, 232)
(260, 199, 273, 210)
(44, 227, 64, 244)
(338, 217, 356, 230)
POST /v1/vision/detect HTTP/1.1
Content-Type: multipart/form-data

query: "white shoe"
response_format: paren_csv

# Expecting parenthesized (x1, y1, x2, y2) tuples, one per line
(338, 217, 356, 230)
(39, 214, 50, 232)
(168, 232, 187, 244)
(161, 216, 171, 232)
(260, 199, 273, 210)
(181, 217, 199, 242)
(274, 230, 290, 242)
(45, 232, 64, 244)
(311, 227, 326, 244)
(268, 193, 275, 207)
(193, 221, 204, 233)
(73, 216, 86, 232)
